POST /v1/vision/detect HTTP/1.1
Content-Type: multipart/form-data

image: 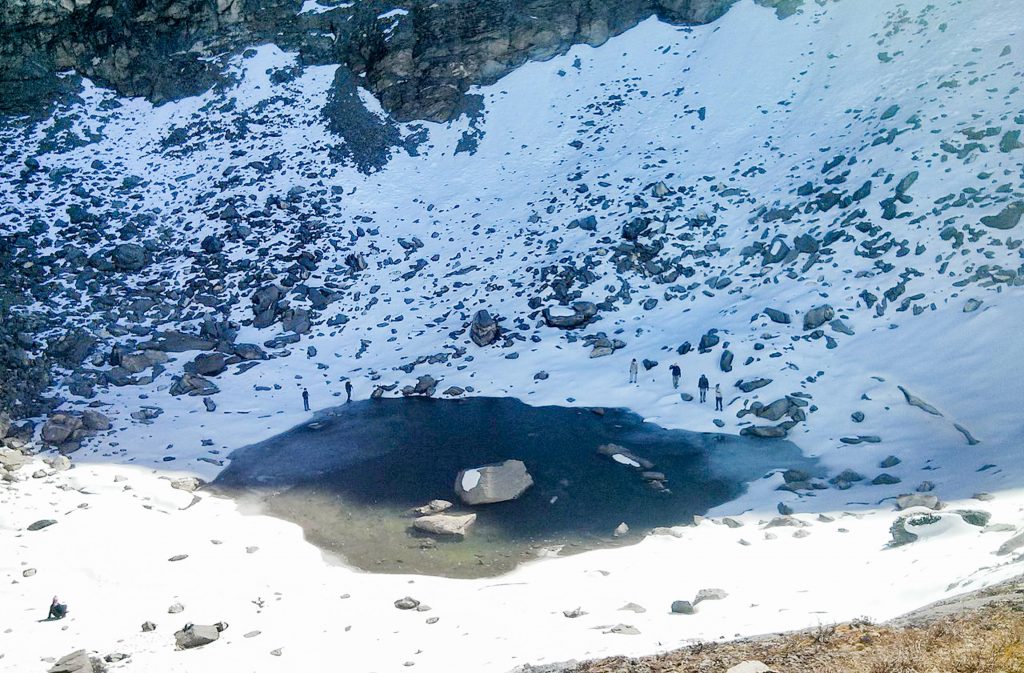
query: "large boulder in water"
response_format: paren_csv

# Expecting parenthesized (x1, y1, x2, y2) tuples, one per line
(455, 459, 533, 505)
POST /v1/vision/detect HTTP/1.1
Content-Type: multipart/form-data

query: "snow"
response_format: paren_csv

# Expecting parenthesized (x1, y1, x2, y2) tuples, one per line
(461, 468, 481, 491)
(2, 0, 1024, 671)
(611, 454, 641, 468)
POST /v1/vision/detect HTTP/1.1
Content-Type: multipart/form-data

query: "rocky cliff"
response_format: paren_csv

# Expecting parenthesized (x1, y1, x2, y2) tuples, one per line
(0, 0, 796, 121)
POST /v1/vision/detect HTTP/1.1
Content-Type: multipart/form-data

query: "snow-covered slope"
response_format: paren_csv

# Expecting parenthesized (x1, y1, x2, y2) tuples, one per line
(2, 0, 1024, 671)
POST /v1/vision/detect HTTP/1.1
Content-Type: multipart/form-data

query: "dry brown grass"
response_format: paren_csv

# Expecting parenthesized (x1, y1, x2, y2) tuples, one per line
(570, 600, 1024, 673)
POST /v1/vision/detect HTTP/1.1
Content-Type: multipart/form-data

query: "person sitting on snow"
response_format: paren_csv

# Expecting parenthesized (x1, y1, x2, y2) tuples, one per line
(47, 596, 67, 620)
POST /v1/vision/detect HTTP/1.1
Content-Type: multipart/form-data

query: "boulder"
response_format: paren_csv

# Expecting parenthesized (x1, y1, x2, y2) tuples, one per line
(803, 304, 834, 330)
(112, 243, 146, 271)
(694, 588, 728, 604)
(0, 447, 29, 470)
(171, 477, 203, 492)
(896, 494, 941, 510)
(81, 410, 111, 431)
(192, 353, 228, 377)
(763, 308, 790, 324)
(174, 623, 222, 650)
(542, 301, 598, 329)
(170, 374, 220, 397)
(670, 600, 694, 615)
(413, 513, 477, 536)
(455, 459, 533, 505)
(41, 414, 83, 445)
(470, 310, 499, 346)
(394, 597, 420, 610)
(48, 650, 102, 673)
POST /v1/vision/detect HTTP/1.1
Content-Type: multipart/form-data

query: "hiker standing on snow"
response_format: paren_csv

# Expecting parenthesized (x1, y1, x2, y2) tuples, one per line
(669, 364, 681, 389)
(629, 358, 639, 384)
(714, 384, 724, 411)
(345, 380, 353, 403)
(302, 388, 310, 412)
(698, 374, 709, 403)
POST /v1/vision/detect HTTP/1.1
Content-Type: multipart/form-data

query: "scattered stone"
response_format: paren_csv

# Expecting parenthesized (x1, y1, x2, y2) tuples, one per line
(470, 310, 499, 346)
(141, 621, 157, 632)
(612, 522, 629, 537)
(168, 603, 184, 614)
(28, 519, 57, 531)
(670, 600, 694, 615)
(693, 588, 728, 604)
(411, 500, 453, 516)
(394, 597, 420, 610)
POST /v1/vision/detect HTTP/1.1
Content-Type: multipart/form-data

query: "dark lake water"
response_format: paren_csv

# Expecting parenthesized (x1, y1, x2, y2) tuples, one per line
(214, 397, 817, 577)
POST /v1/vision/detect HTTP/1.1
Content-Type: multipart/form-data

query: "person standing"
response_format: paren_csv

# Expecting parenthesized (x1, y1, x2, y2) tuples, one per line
(698, 374, 709, 402)
(669, 364, 681, 389)
(302, 388, 310, 412)
(629, 358, 639, 384)
(714, 384, 723, 411)
(345, 380, 353, 403)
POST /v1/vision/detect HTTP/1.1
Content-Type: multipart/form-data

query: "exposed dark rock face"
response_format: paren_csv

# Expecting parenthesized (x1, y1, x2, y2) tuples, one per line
(0, 0, 798, 121)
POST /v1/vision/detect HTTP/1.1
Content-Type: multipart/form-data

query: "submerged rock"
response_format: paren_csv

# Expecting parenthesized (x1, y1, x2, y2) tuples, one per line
(413, 513, 477, 536)
(455, 459, 533, 505)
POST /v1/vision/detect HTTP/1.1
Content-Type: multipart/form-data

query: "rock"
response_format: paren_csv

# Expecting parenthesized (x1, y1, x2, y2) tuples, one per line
(470, 310, 499, 346)
(455, 459, 533, 505)
(170, 374, 220, 397)
(41, 414, 83, 445)
(174, 623, 221, 649)
(0, 412, 10, 438)
(192, 353, 228, 376)
(955, 510, 991, 527)
(693, 588, 728, 604)
(168, 603, 185, 614)
(897, 385, 942, 416)
(81, 410, 111, 431)
(604, 624, 641, 635)
(43, 455, 72, 471)
(141, 621, 157, 632)
(251, 284, 284, 328)
(829, 469, 864, 485)
(413, 513, 477, 536)
(889, 513, 941, 547)
(411, 500, 453, 515)
(964, 298, 983, 313)
(613, 522, 629, 537)
(394, 597, 420, 610)
(670, 600, 694, 615)
(48, 650, 103, 673)
(619, 603, 646, 613)
(851, 411, 865, 423)
(112, 243, 147, 271)
(170, 477, 203, 492)
(803, 304, 834, 330)
(880, 455, 901, 468)
(562, 607, 586, 618)
(726, 662, 777, 673)
(896, 494, 941, 510)
(0, 447, 29, 470)
(542, 301, 598, 329)
(740, 425, 787, 438)
(737, 378, 771, 393)
(763, 308, 790, 324)
(980, 201, 1023, 230)
(720, 350, 734, 372)
(28, 519, 57, 531)
(872, 473, 901, 485)
(997, 531, 1024, 556)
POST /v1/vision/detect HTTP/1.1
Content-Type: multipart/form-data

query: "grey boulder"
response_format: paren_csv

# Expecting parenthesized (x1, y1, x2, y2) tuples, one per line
(455, 459, 533, 505)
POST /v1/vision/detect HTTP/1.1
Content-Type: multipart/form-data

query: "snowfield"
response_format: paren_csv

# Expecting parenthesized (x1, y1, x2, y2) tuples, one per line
(2, 0, 1023, 671)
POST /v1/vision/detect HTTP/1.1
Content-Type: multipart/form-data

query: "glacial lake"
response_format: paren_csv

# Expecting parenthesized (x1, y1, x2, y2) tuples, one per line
(213, 397, 817, 578)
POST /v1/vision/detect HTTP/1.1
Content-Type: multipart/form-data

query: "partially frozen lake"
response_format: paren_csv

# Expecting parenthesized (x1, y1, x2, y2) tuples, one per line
(214, 397, 817, 577)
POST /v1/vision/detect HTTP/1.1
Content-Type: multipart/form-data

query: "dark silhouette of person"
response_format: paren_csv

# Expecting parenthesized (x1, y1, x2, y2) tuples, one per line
(669, 364, 681, 389)
(345, 381, 353, 403)
(302, 388, 310, 411)
(698, 374, 709, 403)
(48, 596, 67, 620)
